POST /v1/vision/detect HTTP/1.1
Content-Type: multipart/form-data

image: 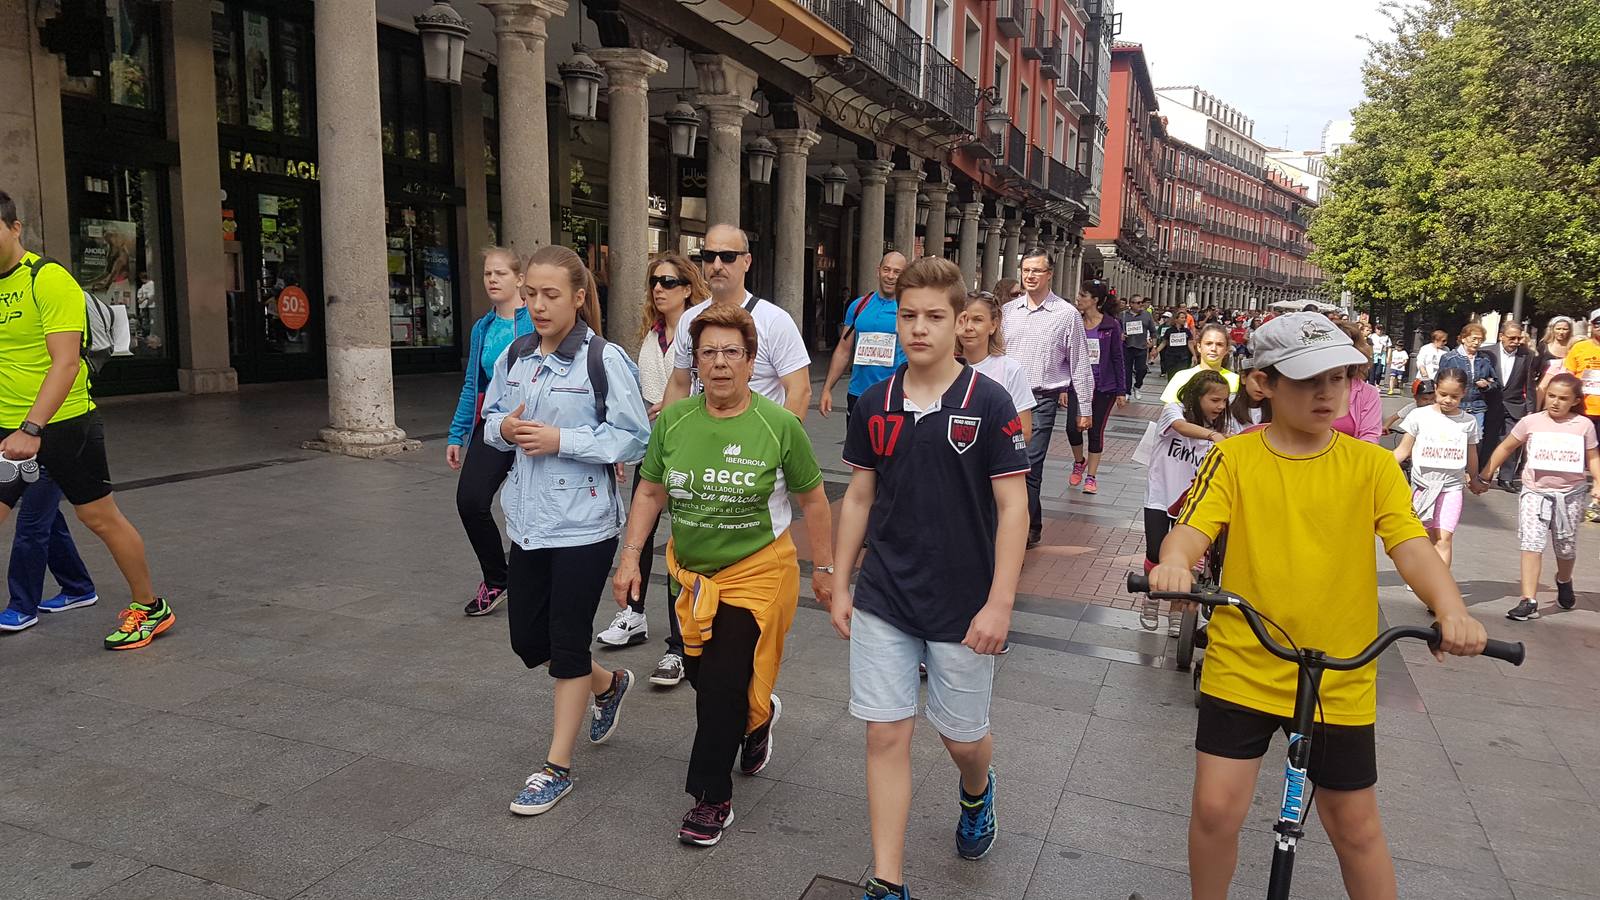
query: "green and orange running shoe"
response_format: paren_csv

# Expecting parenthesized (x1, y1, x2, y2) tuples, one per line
(104, 599, 175, 651)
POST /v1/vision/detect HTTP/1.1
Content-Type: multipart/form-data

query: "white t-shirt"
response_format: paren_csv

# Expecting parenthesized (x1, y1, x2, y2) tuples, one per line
(1144, 402, 1216, 511)
(672, 293, 812, 406)
(1370, 333, 1392, 361)
(1415, 344, 1446, 380)
(970, 354, 1037, 416)
(1401, 405, 1481, 489)
(1388, 348, 1409, 377)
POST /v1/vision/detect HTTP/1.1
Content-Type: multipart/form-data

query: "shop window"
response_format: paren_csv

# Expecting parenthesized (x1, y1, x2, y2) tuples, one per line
(377, 31, 454, 173)
(68, 163, 172, 360)
(53, 0, 158, 112)
(482, 86, 499, 179)
(280, 21, 309, 137)
(387, 205, 457, 349)
(212, 3, 314, 138)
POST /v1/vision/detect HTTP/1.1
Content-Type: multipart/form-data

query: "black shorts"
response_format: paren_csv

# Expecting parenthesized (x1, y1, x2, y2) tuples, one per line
(0, 411, 112, 508)
(1195, 693, 1377, 791)
(506, 538, 618, 679)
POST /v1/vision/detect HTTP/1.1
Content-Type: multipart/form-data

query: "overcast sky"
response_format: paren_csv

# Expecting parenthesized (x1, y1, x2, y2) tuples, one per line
(1118, 0, 1394, 151)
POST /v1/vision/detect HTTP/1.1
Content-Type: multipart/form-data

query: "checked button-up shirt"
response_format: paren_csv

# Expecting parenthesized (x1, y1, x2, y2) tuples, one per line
(1001, 291, 1096, 407)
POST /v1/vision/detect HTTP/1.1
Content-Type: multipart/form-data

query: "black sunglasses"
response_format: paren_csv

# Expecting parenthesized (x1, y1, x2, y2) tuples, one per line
(695, 249, 745, 265)
(649, 275, 690, 290)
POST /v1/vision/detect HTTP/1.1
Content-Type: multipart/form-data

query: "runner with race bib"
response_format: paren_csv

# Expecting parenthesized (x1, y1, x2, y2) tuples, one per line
(1393, 369, 1486, 582)
(1478, 372, 1600, 622)
(820, 251, 908, 421)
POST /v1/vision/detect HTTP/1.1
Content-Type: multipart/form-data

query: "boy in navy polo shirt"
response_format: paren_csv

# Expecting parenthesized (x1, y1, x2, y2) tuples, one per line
(831, 257, 1030, 900)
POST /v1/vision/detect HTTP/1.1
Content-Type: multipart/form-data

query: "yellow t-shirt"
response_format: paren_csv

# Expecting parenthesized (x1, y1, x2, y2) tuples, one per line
(1177, 429, 1427, 725)
(0, 253, 94, 429)
(1562, 339, 1600, 417)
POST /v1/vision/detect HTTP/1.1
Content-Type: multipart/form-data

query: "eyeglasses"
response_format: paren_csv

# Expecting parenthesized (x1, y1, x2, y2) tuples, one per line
(696, 346, 749, 362)
(695, 249, 745, 265)
(1020, 267, 1051, 276)
(649, 275, 690, 290)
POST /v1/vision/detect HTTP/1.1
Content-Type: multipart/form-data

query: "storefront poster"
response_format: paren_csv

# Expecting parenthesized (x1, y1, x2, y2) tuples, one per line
(422, 247, 451, 280)
(78, 219, 138, 305)
(244, 12, 273, 131)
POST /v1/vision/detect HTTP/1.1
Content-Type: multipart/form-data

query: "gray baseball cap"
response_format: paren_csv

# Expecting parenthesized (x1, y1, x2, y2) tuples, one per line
(1247, 313, 1368, 380)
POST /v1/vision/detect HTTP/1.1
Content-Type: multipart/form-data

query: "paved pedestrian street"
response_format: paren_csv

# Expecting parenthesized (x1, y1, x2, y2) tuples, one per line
(2, 371, 1598, 900)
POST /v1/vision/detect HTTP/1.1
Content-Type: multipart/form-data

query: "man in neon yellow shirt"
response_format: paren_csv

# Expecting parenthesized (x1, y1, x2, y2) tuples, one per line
(0, 190, 173, 650)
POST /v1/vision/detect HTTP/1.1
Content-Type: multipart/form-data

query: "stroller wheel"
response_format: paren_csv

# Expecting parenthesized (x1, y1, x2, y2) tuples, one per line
(1175, 605, 1198, 671)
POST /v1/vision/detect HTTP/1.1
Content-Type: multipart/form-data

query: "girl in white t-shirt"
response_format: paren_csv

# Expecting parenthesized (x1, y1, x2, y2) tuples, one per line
(1393, 369, 1487, 574)
(959, 291, 1036, 440)
(1143, 369, 1231, 569)
(1386, 347, 1409, 396)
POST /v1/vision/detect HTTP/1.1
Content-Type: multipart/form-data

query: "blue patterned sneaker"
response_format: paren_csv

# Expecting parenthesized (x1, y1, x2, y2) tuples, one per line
(509, 765, 573, 816)
(956, 766, 997, 859)
(38, 592, 98, 613)
(862, 877, 911, 899)
(589, 668, 633, 744)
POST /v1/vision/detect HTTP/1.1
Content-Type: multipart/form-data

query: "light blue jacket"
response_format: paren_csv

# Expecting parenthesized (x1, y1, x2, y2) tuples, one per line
(449, 306, 534, 447)
(482, 323, 651, 550)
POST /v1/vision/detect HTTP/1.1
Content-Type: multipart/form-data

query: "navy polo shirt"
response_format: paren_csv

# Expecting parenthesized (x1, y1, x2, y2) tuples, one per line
(843, 364, 1030, 642)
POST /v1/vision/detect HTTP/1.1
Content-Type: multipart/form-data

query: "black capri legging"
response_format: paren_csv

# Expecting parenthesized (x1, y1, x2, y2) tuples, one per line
(1065, 390, 1119, 454)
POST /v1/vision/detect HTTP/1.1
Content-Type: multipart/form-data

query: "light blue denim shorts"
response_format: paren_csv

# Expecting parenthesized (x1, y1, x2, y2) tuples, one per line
(848, 608, 995, 742)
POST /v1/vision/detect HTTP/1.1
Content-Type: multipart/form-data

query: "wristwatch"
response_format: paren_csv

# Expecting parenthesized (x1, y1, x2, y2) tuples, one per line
(814, 565, 835, 574)
(17, 421, 43, 438)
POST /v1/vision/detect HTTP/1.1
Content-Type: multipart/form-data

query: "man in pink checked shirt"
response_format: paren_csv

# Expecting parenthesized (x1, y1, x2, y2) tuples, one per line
(1001, 247, 1096, 548)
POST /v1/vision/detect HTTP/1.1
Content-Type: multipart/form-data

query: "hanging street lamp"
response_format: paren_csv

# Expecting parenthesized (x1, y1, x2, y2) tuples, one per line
(822, 165, 848, 205)
(558, 46, 604, 121)
(745, 135, 777, 185)
(665, 100, 700, 157)
(414, 1, 471, 85)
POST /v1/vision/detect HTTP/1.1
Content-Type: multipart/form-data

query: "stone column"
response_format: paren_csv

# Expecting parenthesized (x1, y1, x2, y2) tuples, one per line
(166, 0, 236, 393)
(958, 202, 983, 289)
(1042, 235, 1060, 291)
(770, 126, 821, 323)
(482, 0, 565, 251)
(855, 159, 893, 295)
(693, 55, 759, 228)
(922, 183, 953, 263)
(1067, 243, 1085, 300)
(888, 168, 923, 258)
(307, 0, 415, 456)
(1001, 217, 1023, 280)
(594, 48, 667, 342)
(981, 217, 1004, 290)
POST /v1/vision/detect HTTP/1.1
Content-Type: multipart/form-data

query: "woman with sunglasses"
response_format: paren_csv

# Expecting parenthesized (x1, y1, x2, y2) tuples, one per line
(594, 255, 708, 688)
(447, 246, 532, 617)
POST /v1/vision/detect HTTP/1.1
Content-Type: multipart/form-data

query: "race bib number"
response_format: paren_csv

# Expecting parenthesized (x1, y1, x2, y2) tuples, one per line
(1169, 332, 1188, 348)
(1088, 342, 1102, 366)
(1528, 432, 1585, 473)
(1125, 320, 1145, 337)
(854, 331, 897, 367)
(1414, 429, 1468, 468)
(1584, 369, 1600, 397)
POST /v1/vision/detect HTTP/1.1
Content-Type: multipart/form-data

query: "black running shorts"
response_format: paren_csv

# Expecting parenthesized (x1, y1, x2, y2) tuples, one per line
(1195, 693, 1377, 791)
(0, 411, 113, 508)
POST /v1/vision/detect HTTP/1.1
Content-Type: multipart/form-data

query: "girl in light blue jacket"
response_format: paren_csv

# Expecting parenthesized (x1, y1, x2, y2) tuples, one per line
(480, 244, 651, 818)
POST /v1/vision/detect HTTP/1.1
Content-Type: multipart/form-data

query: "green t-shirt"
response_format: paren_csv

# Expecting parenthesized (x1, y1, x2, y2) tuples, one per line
(640, 392, 823, 575)
(0, 253, 94, 428)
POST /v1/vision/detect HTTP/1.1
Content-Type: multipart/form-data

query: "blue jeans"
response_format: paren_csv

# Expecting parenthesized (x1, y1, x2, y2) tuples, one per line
(7, 471, 95, 617)
(1025, 393, 1060, 535)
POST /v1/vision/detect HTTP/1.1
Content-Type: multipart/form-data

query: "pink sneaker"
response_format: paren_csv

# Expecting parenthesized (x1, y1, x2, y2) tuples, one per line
(1069, 460, 1087, 486)
(1083, 475, 1098, 495)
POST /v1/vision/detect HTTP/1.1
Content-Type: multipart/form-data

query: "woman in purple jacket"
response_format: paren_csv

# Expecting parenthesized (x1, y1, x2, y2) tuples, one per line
(1065, 280, 1127, 495)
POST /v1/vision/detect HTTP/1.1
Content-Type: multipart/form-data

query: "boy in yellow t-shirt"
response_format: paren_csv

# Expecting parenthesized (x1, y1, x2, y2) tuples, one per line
(1150, 312, 1489, 900)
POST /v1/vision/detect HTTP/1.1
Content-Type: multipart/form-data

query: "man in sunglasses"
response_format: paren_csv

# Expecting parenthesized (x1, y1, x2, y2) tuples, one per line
(819, 251, 907, 421)
(662, 224, 812, 420)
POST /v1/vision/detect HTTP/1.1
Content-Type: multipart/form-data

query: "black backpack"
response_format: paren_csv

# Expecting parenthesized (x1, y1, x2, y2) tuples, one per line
(504, 325, 612, 422)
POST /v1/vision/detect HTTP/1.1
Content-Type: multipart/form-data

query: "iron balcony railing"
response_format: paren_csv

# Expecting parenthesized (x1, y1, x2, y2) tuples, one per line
(1166, 249, 1201, 266)
(996, 0, 1025, 38)
(1022, 7, 1048, 60)
(1262, 198, 1291, 218)
(1029, 144, 1047, 188)
(1207, 143, 1263, 180)
(1048, 156, 1089, 202)
(1039, 32, 1063, 80)
(1286, 239, 1309, 257)
(1002, 125, 1028, 180)
(1289, 208, 1311, 229)
(922, 43, 976, 132)
(810, 0, 921, 99)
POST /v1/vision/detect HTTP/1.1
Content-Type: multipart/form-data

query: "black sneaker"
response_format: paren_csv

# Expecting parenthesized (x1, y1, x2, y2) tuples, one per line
(677, 800, 734, 846)
(464, 583, 506, 617)
(1026, 530, 1042, 550)
(1506, 599, 1540, 621)
(739, 694, 781, 776)
(1556, 581, 1577, 610)
(650, 652, 685, 686)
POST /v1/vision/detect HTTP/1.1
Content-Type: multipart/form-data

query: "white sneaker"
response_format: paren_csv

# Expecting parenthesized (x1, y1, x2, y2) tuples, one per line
(596, 608, 648, 647)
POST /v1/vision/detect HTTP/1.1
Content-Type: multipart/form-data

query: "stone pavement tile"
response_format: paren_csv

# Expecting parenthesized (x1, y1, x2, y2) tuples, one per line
(1429, 713, 1566, 764)
(0, 832, 148, 900)
(177, 679, 424, 754)
(1574, 765, 1600, 801)
(1408, 662, 1527, 700)
(87, 866, 268, 900)
(897, 814, 1045, 900)
(74, 713, 358, 804)
(1514, 675, 1600, 714)
(292, 836, 517, 900)
(77, 659, 253, 713)
(1025, 844, 1190, 899)
(995, 642, 1109, 685)
(148, 623, 303, 678)
(1464, 783, 1600, 841)
(398, 772, 611, 867)
(1374, 706, 1442, 745)
(0, 630, 150, 693)
(1064, 717, 1195, 817)
(1539, 710, 1600, 770)
(1487, 830, 1600, 898)
(1445, 746, 1588, 800)
(533, 801, 707, 898)
(688, 781, 873, 900)
(1067, 620, 1169, 657)
(1006, 609, 1078, 642)
(204, 604, 410, 650)
(151, 806, 383, 899)
(1508, 883, 1600, 900)
(599, 754, 779, 827)
(0, 758, 257, 860)
(1389, 857, 1517, 899)
(0, 822, 27, 848)
(271, 756, 470, 833)
(486, 869, 654, 900)
(1046, 791, 1190, 872)
(361, 710, 551, 779)
(910, 771, 1062, 843)
(265, 645, 515, 717)
(1378, 805, 1504, 877)
(1417, 688, 1550, 731)
(0, 686, 164, 757)
(1090, 681, 1197, 732)
(780, 713, 944, 802)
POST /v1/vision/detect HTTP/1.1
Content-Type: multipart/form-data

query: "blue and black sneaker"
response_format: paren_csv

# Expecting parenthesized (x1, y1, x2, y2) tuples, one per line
(956, 766, 997, 860)
(862, 877, 911, 899)
(589, 668, 633, 744)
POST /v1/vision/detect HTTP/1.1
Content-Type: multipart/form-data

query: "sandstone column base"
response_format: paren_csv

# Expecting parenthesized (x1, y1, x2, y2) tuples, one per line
(303, 426, 420, 458)
(177, 367, 239, 394)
